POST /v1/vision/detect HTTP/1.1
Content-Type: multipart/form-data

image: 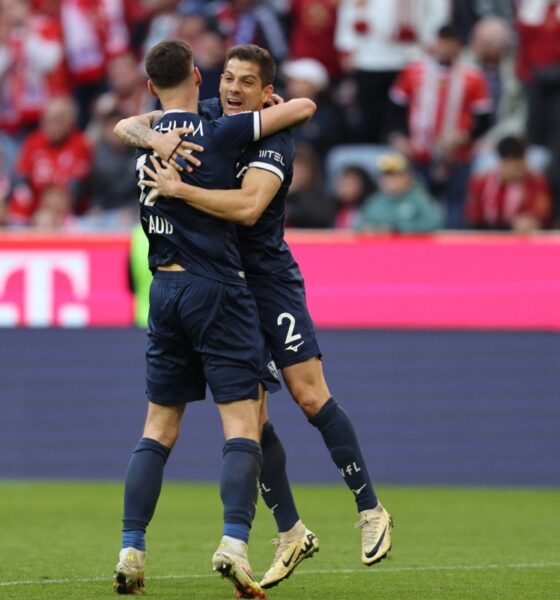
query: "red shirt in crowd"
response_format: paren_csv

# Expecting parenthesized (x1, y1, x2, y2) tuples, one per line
(9, 129, 92, 224)
(390, 58, 492, 163)
(60, 0, 129, 84)
(290, 0, 340, 76)
(516, 1, 560, 83)
(0, 15, 69, 133)
(466, 170, 552, 229)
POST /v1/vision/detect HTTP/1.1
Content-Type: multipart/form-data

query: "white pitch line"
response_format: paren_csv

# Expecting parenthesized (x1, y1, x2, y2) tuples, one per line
(1, 562, 559, 587)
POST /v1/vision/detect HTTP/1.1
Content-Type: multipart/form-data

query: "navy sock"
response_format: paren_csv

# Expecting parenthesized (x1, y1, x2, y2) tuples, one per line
(259, 422, 300, 532)
(122, 437, 171, 551)
(220, 438, 262, 543)
(309, 397, 377, 511)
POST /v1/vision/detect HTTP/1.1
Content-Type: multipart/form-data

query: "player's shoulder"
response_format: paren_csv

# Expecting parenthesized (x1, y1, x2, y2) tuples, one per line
(198, 97, 223, 120)
(250, 128, 294, 154)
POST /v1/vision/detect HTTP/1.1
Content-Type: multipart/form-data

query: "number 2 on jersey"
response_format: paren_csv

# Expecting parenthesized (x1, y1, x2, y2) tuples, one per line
(277, 312, 302, 345)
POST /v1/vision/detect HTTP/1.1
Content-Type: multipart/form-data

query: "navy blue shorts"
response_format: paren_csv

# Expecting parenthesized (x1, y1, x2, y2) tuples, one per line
(146, 271, 281, 405)
(247, 267, 321, 370)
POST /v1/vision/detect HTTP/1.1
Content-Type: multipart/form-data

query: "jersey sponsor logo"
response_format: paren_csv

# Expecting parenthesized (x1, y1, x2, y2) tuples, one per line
(258, 149, 285, 166)
(267, 360, 280, 380)
(154, 120, 204, 136)
(286, 340, 305, 353)
(148, 215, 174, 235)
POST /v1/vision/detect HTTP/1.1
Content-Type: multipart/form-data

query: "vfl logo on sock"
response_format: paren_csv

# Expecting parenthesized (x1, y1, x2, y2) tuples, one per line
(286, 341, 304, 353)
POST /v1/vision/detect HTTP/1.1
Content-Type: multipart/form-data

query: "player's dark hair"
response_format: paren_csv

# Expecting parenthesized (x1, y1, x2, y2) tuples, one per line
(145, 40, 193, 89)
(497, 136, 527, 159)
(225, 44, 276, 86)
(437, 24, 462, 42)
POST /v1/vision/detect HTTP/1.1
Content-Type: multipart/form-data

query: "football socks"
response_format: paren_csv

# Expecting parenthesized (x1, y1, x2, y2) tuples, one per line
(121, 437, 171, 551)
(309, 397, 377, 512)
(260, 421, 300, 532)
(221, 438, 263, 543)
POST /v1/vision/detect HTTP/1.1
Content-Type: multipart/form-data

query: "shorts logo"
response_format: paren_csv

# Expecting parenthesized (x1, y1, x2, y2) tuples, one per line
(267, 360, 280, 380)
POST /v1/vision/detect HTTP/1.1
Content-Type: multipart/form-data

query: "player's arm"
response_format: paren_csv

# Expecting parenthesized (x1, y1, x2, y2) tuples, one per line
(142, 156, 281, 226)
(258, 98, 317, 138)
(113, 111, 203, 171)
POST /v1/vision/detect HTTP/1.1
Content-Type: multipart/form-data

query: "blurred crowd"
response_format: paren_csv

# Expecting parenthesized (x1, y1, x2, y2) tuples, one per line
(1, 0, 560, 233)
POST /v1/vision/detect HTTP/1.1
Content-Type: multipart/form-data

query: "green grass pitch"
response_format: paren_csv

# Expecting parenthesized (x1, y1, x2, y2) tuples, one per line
(0, 482, 559, 599)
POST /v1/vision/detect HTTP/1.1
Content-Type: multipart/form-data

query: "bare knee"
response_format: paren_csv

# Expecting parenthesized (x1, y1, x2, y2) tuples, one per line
(143, 421, 180, 448)
(143, 402, 185, 448)
(283, 358, 331, 417)
(290, 383, 328, 417)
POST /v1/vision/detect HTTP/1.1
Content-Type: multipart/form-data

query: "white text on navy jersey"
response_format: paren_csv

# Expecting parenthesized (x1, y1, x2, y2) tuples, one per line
(155, 120, 204, 136)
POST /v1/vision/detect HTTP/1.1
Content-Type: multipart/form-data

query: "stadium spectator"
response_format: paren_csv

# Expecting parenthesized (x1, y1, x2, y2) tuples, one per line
(213, 0, 288, 63)
(468, 16, 526, 148)
(333, 165, 377, 229)
(60, 0, 130, 127)
(7, 96, 91, 226)
(355, 153, 443, 233)
(335, 0, 450, 143)
(92, 51, 153, 123)
(282, 57, 342, 157)
(0, 146, 11, 225)
(285, 143, 337, 228)
(0, 0, 69, 137)
(466, 135, 553, 231)
(516, 0, 560, 223)
(193, 23, 228, 101)
(450, 0, 514, 42)
(389, 24, 493, 229)
(81, 107, 137, 230)
(289, 0, 340, 76)
(30, 185, 77, 230)
(141, 0, 182, 55)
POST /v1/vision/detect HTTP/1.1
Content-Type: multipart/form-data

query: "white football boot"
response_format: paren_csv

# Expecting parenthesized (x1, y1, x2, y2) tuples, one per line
(113, 547, 146, 595)
(356, 502, 393, 566)
(260, 521, 319, 589)
(212, 535, 266, 599)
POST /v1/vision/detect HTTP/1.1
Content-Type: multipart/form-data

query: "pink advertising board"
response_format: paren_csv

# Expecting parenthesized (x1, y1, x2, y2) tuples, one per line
(0, 233, 133, 327)
(1, 232, 560, 329)
(286, 232, 560, 330)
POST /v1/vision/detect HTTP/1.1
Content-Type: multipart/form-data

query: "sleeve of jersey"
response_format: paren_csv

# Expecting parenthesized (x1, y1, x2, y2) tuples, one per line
(245, 135, 291, 183)
(212, 111, 262, 156)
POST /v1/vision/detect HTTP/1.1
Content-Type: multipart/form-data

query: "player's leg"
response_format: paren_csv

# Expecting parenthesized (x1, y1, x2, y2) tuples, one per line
(283, 357, 393, 566)
(212, 393, 266, 599)
(195, 278, 280, 598)
(258, 399, 319, 589)
(114, 271, 206, 595)
(114, 402, 185, 595)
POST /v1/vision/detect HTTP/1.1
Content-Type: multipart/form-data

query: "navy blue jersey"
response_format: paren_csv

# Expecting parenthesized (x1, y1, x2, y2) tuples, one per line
(236, 131, 296, 276)
(199, 97, 297, 276)
(136, 109, 262, 283)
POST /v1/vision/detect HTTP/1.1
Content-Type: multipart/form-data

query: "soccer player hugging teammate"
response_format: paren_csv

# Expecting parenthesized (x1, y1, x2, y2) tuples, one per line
(112, 40, 315, 598)
(115, 42, 392, 593)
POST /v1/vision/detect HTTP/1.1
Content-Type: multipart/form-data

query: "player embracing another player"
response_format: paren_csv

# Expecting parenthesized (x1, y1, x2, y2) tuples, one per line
(115, 42, 393, 596)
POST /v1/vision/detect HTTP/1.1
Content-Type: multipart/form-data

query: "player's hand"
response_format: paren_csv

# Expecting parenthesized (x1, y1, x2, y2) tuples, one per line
(151, 128, 204, 173)
(264, 93, 285, 107)
(141, 155, 181, 199)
